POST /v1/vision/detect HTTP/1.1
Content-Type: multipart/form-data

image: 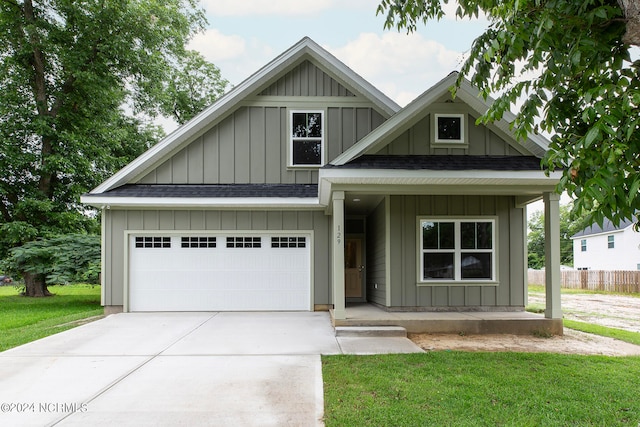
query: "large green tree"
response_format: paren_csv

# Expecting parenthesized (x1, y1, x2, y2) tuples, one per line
(378, 0, 640, 228)
(0, 0, 228, 296)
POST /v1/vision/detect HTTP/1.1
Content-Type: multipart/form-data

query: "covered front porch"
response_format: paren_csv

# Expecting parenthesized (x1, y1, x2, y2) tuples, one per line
(331, 303, 564, 335)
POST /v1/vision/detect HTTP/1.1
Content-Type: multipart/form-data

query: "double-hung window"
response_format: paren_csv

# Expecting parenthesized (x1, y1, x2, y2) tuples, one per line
(290, 110, 324, 166)
(607, 235, 615, 249)
(420, 219, 495, 282)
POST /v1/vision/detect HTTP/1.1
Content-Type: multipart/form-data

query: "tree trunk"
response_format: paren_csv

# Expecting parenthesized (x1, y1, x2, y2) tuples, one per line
(619, 0, 640, 46)
(22, 271, 51, 297)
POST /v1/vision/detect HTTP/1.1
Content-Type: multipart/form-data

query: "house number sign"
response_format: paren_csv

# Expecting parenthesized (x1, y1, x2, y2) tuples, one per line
(336, 225, 342, 245)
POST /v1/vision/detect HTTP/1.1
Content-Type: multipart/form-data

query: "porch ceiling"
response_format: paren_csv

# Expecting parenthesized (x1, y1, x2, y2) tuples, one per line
(319, 168, 562, 210)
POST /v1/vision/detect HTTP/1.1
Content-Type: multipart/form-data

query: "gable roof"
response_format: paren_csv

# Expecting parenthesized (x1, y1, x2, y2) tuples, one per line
(89, 37, 400, 195)
(571, 217, 635, 238)
(330, 72, 550, 166)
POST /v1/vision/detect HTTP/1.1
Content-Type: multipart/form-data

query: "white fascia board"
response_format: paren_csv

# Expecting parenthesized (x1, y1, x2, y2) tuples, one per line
(91, 38, 399, 194)
(331, 74, 458, 166)
(92, 52, 299, 194)
(318, 168, 562, 205)
(332, 73, 552, 166)
(308, 40, 400, 116)
(80, 195, 322, 210)
(454, 79, 549, 157)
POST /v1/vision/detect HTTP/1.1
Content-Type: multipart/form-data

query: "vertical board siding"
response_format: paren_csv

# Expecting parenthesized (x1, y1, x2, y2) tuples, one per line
(366, 199, 387, 306)
(258, 60, 355, 97)
(137, 105, 382, 185)
(102, 209, 331, 307)
(377, 113, 523, 156)
(388, 195, 525, 309)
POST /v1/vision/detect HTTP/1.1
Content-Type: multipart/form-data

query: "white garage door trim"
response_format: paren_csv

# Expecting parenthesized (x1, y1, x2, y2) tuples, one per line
(124, 230, 314, 312)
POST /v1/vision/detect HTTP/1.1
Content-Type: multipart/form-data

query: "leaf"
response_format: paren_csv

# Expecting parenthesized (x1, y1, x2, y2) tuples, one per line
(583, 126, 601, 148)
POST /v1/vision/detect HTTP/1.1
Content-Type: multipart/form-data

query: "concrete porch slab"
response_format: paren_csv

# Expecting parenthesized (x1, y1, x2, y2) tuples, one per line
(332, 304, 563, 336)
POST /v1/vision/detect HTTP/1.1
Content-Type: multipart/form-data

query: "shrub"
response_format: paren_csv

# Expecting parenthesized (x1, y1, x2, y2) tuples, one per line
(1, 234, 101, 286)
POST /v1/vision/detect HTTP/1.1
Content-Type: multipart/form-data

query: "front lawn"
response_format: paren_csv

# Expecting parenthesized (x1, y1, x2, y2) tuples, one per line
(323, 352, 640, 426)
(0, 284, 102, 351)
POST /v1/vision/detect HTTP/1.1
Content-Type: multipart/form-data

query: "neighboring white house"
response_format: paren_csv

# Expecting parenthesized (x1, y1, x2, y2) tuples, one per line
(571, 218, 640, 270)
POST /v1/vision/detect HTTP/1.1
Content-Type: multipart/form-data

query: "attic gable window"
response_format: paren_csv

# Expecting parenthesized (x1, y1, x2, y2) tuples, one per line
(290, 111, 324, 166)
(434, 113, 465, 143)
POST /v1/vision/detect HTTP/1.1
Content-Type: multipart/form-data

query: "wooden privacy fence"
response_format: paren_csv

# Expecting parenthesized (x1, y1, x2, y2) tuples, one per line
(528, 270, 640, 293)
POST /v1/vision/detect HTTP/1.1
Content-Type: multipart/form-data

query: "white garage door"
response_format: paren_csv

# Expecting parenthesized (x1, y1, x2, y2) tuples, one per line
(128, 234, 311, 311)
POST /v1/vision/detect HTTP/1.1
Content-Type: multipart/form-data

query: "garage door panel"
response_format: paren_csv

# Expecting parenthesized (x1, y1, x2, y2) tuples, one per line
(128, 234, 311, 312)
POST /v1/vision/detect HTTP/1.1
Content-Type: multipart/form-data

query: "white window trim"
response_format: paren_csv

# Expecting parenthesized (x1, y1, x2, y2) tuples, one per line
(607, 235, 615, 249)
(288, 109, 325, 168)
(433, 113, 466, 144)
(417, 217, 498, 285)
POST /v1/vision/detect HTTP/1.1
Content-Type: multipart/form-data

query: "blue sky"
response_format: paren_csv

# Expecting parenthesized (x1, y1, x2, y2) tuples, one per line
(190, 0, 488, 107)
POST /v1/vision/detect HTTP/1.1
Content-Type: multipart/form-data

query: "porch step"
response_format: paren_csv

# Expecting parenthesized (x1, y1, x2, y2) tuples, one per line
(334, 326, 407, 338)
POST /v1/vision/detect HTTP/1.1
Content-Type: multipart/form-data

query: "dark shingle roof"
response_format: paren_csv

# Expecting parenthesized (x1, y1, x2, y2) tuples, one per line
(100, 184, 318, 198)
(572, 217, 635, 238)
(325, 155, 546, 171)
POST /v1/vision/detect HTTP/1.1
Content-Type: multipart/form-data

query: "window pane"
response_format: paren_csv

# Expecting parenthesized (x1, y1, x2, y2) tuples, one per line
(292, 140, 321, 165)
(439, 222, 454, 249)
(307, 113, 322, 137)
(423, 253, 454, 279)
(292, 113, 307, 137)
(422, 222, 438, 249)
(437, 116, 461, 140)
(477, 222, 492, 249)
(461, 222, 476, 249)
(461, 253, 492, 279)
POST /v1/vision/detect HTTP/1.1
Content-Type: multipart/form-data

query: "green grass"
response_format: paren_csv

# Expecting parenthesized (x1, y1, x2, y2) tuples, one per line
(563, 319, 640, 346)
(0, 284, 102, 351)
(528, 284, 640, 298)
(323, 352, 640, 426)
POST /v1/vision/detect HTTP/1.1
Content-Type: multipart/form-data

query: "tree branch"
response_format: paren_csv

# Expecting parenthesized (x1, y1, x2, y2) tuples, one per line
(618, 0, 640, 46)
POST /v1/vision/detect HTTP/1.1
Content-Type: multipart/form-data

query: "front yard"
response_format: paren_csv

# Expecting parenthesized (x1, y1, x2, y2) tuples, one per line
(322, 352, 640, 426)
(0, 284, 102, 351)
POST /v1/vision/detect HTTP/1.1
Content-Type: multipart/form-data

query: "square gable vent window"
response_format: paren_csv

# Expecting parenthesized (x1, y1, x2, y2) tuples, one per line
(290, 111, 324, 166)
(434, 113, 465, 144)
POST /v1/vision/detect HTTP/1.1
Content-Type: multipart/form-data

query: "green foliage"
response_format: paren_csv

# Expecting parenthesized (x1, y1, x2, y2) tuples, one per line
(527, 202, 589, 268)
(378, 0, 640, 228)
(0, 0, 228, 258)
(1, 234, 101, 285)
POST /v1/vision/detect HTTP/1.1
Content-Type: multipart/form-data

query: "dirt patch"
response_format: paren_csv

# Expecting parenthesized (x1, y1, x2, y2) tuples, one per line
(409, 292, 640, 356)
(529, 292, 640, 333)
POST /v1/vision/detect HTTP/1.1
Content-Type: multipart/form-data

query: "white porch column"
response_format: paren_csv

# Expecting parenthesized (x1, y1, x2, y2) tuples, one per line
(332, 191, 346, 320)
(543, 192, 562, 319)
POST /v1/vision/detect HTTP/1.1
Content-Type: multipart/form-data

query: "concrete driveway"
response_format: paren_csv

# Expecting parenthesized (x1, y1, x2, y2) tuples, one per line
(0, 312, 422, 426)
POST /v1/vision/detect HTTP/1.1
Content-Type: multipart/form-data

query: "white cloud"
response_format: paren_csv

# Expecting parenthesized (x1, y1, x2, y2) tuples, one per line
(188, 30, 275, 86)
(188, 29, 246, 62)
(329, 32, 464, 106)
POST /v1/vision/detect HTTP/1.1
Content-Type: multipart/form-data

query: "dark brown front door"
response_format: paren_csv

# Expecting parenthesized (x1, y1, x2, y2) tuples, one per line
(345, 238, 363, 298)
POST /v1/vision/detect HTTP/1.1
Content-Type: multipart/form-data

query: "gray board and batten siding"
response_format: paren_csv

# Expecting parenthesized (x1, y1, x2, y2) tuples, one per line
(135, 60, 387, 186)
(375, 102, 529, 157)
(101, 209, 331, 308)
(363, 195, 527, 310)
(100, 60, 391, 310)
